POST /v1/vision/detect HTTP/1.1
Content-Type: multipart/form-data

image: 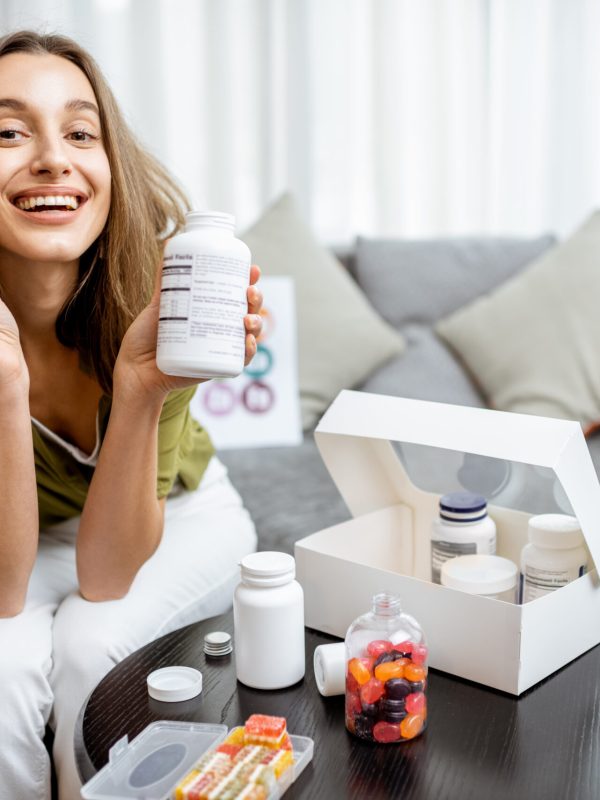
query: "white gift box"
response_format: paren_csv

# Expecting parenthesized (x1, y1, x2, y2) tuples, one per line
(294, 390, 600, 695)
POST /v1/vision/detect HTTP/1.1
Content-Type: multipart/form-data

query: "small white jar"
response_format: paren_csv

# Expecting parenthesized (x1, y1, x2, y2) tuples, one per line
(156, 210, 251, 379)
(233, 552, 305, 690)
(520, 514, 588, 603)
(441, 555, 518, 602)
(431, 492, 496, 584)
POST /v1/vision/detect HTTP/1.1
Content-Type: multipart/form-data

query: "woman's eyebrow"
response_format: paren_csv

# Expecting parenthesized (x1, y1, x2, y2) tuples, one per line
(0, 98, 26, 110)
(0, 98, 99, 115)
(64, 98, 100, 116)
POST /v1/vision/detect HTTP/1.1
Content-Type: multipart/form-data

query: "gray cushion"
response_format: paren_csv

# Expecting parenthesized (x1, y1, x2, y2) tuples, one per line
(362, 325, 485, 408)
(436, 212, 600, 430)
(355, 234, 556, 328)
(241, 195, 405, 431)
(219, 434, 350, 554)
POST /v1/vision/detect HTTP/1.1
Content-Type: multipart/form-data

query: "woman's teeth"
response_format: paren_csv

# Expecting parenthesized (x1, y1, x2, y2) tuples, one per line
(15, 195, 80, 211)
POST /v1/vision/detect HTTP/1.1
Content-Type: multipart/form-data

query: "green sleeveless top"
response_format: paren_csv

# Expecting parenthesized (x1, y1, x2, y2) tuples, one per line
(33, 387, 214, 529)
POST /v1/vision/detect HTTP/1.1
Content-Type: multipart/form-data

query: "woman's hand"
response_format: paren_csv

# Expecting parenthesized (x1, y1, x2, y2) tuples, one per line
(113, 265, 263, 406)
(0, 297, 29, 394)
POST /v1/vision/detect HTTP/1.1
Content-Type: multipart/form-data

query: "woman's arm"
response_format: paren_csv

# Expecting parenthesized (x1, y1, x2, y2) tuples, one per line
(76, 265, 263, 601)
(0, 302, 38, 617)
(75, 387, 166, 601)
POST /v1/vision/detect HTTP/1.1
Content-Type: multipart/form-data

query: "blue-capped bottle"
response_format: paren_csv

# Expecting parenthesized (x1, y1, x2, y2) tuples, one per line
(431, 491, 497, 584)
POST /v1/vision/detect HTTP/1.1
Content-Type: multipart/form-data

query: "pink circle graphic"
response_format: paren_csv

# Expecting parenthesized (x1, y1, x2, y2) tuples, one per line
(203, 382, 237, 416)
(242, 380, 275, 414)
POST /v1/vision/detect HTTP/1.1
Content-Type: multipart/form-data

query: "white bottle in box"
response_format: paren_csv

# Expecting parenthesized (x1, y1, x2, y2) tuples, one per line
(156, 211, 251, 379)
(520, 514, 588, 603)
(431, 491, 496, 584)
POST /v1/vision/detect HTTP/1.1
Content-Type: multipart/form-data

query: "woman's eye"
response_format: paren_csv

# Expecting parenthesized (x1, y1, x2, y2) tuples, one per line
(68, 129, 98, 143)
(0, 129, 25, 142)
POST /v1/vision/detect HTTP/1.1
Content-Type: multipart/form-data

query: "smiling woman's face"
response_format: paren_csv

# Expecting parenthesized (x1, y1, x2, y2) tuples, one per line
(0, 52, 111, 265)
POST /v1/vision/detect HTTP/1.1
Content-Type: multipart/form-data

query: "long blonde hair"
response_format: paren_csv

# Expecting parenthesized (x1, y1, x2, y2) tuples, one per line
(0, 30, 190, 394)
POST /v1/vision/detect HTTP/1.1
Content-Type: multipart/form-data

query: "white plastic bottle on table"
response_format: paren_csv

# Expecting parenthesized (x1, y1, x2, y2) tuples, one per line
(345, 592, 428, 743)
(520, 514, 588, 603)
(233, 552, 305, 690)
(431, 491, 496, 584)
(156, 211, 251, 379)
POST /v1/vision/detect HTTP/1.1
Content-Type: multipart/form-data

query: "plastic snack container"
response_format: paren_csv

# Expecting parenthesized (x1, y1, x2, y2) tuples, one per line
(81, 721, 314, 800)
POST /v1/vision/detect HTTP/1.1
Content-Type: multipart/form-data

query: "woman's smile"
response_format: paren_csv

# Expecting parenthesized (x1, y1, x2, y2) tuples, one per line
(0, 52, 111, 263)
(9, 184, 88, 225)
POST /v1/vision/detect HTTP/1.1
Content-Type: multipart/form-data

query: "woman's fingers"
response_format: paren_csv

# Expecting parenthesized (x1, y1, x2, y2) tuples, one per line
(249, 264, 261, 285)
(244, 333, 257, 365)
(244, 313, 263, 336)
(247, 286, 263, 315)
(247, 265, 263, 315)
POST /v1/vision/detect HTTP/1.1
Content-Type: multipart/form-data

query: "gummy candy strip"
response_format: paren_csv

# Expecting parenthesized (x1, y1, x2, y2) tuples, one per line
(244, 715, 287, 740)
(260, 748, 293, 778)
(174, 769, 201, 800)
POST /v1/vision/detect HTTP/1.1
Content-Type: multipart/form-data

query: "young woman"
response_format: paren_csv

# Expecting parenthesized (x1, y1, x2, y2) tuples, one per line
(0, 30, 262, 800)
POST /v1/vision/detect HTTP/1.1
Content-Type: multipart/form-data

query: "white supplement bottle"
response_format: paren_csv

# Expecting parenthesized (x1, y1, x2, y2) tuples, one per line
(156, 211, 251, 379)
(519, 514, 588, 603)
(441, 554, 518, 602)
(233, 552, 305, 690)
(431, 491, 496, 584)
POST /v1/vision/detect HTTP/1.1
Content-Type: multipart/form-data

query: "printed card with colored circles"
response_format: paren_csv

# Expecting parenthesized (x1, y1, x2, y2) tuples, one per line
(191, 276, 302, 448)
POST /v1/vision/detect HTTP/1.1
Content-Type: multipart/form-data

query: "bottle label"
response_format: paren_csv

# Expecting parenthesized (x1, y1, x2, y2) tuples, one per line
(158, 252, 248, 357)
(519, 564, 586, 603)
(157, 254, 193, 343)
(431, 537, 496, 584)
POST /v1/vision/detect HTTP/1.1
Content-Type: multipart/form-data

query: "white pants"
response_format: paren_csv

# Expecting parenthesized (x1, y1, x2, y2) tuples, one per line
(0, 457, 256, 800)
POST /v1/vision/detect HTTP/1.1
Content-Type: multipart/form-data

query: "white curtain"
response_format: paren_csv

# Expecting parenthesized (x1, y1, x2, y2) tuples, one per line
(1, 0, 599, 242)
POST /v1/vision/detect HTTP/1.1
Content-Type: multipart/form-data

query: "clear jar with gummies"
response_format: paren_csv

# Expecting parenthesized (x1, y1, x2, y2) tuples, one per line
(345, 593, 427, 743)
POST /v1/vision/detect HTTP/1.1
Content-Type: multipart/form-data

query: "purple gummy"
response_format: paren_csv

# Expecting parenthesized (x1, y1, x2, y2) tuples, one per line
(385, 678, 412, 699)
(374, 652, 396, 668)
(383, 709, 408, 724)
(392, 650, 412, 660)
(410, 681, 425, 693)
(380, 697, 406, 711)
(362, 701, 379, 717)
(354, 713, 375, 740)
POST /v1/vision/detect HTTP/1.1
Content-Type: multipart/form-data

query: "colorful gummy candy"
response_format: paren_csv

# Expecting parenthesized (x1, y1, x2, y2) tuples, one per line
(173, 715, 294, 799)
(348, 657, 373, 686)
(346, 640, 428, 743)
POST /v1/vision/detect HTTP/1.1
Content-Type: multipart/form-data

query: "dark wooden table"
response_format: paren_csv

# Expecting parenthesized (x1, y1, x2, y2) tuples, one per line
(75, 611, 600, 800)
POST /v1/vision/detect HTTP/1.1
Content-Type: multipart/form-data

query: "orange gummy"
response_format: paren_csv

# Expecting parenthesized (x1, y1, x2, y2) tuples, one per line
(224, 727, 245, 746)
(216, 743, 242, 758)
(400, 713, 424, 740)
(404, 664, 427, 682)
(348, 657, 372, 685)
(374, 660, 406, 681)
(245, 714, 287, 740)
(280, 733, 293, 750)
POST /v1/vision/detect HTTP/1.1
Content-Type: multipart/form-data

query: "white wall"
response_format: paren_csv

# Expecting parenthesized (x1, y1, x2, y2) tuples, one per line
(1, 0, 599, 242)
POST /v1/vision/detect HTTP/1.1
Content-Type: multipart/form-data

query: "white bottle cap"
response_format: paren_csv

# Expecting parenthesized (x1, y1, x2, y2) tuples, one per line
(441, 554, 517, 595)
(185, 210, 235, 231)
(528, 514, 583, 549)
(313, 642, 346, 696)
(240, 552, 295, 587)
(146, 666, 203, 702)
